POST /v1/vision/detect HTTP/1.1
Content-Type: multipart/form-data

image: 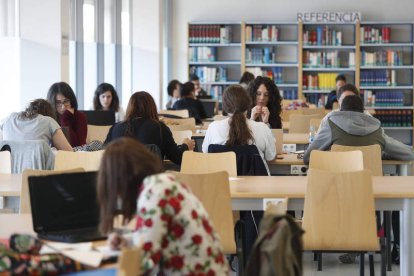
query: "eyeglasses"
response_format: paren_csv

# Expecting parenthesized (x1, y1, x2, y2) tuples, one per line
(55, 99, 71, 107)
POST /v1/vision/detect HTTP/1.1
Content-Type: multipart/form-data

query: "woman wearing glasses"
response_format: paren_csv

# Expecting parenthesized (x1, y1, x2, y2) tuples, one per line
(47, 82, 87, 147)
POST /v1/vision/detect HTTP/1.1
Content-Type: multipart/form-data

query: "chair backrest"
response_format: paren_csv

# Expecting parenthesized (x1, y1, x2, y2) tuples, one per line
(281, 109, 303, 122)
(302, 108, 325, 116)
(289, 114, 323, 133)
(310, 118, 322, 132)
(54, 150, 104, 171)
(331, 144, 383, 176)
(162, 117, 196, 132)
(20, 168, 85, 214)
(180, 151, 237, 177)
(271, 129, 283, 154)
(302, 169, 379, 251)
(86, 125, 111, 144)
(81, 110, 115, 125)
(171, 130, 192, 145)
(0, 151, 11, 173)
(159, 109, 189, 118)
(176, 171, 236, 254)
(118, 246, 141, 276)
(309, 150, 364, 172)
(167, 124, 194, 131)
(0, 140, 54, 173)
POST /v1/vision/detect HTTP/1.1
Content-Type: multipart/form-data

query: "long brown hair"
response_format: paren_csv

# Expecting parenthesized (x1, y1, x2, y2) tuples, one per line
(222, 85, 253, 146)
(125, 91, 159, 137)
(97, 137, 164, 233)
(19, 99, 57, 121)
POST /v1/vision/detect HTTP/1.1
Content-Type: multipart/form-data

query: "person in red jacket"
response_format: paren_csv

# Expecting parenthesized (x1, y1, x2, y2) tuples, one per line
(47, 82, 87, 147)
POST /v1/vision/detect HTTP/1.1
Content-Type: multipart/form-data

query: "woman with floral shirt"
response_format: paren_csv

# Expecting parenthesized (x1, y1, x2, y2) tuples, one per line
(97, 137, 229, 275)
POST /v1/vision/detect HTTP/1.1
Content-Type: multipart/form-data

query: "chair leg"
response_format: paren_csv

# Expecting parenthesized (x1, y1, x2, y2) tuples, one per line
(380, 238, 387, 276)
(360, 253, 365, 276)
(234, 220, 245, 275)
(317, 252, 322, 271)
(369, 253, 375, 276)
(384, 211, 392, 271)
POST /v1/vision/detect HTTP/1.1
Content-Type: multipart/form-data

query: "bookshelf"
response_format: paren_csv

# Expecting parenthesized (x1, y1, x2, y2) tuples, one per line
(301, 22, 357, 106)
(359, 21, 414, 145)
(188, 22, 242, 101)
(243, 22, 299, 100)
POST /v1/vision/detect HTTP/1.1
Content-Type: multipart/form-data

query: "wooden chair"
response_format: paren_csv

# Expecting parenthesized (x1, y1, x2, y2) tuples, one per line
(331, 144, 383, 176)
(310, 118, 322, 132)
(281, 109, 303, 122)
(302, 107, 326, 116)
(167, 123, 194, 131)
(118, 246, 141, 276)
(180, 151, 237, 177)
(86, 125, 111, 143)
(309, 150, 364, 172)
(54, 150, 104, 171)
(162, 117, 196, 132)
(289, 114, 324, 133)
(159, 109, 189, 118)
(171, 130, 192, 145)
(271, 129, 283, 154)
(20, 168, 85, 214)
(303, 169, 384, 275)
(0, 151, 11, 173)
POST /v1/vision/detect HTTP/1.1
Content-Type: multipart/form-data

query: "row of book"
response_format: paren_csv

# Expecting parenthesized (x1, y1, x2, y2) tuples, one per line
(245, 25, 279, 42)
(281, 89, 298, 100)
(305, 94, 327, 107)
(360, 26, 391, 44)
(361, 90, 406, 106)
(189, 66, 228, 82)
(303, 73, 340, 90)
(204, 85, 226, 101)
(361, 50, 404, 66)
(188, 47, 216, 62)
(303, 27, 342, 46)
(303, 51, 341, 68)
(245, 47, 277, 64)
(360, 70, 397, 86)
(189, 25, 233, 44)
(246, 67, 286, 84)
(373, 110, 413, 127)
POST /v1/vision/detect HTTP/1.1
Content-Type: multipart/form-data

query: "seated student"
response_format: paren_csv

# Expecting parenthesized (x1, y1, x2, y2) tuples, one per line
(47, 82, 87, 147)
(92, 82, 125, 122)
(97, 138, 229, 275)
(304, 94, 414, 164)
(190, 74, 208, 98)
(202, 85, 276, 175)
(247, 76, 283, 129)
(173, 82, 207, 124)
(105, 91, 195, 165)
(325, 74, 346, 110)
(0, 99, 72, 151)
(165, 79, 182, 109)
(239, 71, 255, 90)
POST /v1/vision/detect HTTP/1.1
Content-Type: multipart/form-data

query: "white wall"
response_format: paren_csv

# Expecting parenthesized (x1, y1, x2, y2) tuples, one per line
(172, 0, 414, 82)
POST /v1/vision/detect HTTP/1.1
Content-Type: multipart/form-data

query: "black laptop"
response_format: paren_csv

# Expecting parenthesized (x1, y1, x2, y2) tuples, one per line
(81, 110, 115, 126)
(28, 172, 106, 243)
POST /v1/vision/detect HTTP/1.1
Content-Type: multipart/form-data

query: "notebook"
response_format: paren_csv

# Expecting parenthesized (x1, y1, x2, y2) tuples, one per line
(28, 172, 106, 243)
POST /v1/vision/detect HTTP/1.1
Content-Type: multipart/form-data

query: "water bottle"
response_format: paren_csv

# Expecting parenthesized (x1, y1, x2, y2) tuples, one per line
(309, 125, 316, 144)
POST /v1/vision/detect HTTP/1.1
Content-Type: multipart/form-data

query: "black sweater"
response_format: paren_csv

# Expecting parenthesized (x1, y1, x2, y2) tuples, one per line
(105, 118, 188, 165)
(172, 98, 207, 124)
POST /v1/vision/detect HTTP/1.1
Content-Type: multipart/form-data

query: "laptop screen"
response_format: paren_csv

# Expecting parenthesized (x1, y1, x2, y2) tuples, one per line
(81, 110, 115, 126)
(29, 172, 100, 233)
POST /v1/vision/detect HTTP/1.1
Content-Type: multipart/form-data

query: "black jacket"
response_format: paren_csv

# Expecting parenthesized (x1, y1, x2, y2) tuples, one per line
(173, 98, 207, 124)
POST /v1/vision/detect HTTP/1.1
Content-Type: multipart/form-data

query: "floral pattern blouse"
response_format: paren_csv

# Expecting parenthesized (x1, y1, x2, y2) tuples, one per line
(132, 173, 229, 275)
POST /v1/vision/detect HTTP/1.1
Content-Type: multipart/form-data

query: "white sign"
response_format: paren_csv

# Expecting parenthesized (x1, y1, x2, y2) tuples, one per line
(297, 12, 361, 23)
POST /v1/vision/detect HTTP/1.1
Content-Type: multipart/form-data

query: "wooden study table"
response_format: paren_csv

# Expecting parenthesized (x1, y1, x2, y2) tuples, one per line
(229, 175, 414, 276)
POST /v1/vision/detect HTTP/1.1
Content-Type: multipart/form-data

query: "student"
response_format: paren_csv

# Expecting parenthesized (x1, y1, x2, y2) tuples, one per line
(173, 82, 207, 124)
(304, 95, 414, 164)
(97, 138, 229, 275)
(0, 99, 72, 151)
(202, 85, 276, 175)
(105, 91, 195, 165)
(239, 71, 255, 89)
(47, 82, 87, 147)
(165, 80, 182, 109)
(93, 83, 125, 122)
(325, 74, 346, 110)
(190, 74, 208, 97)
(247, 76, 283, 129)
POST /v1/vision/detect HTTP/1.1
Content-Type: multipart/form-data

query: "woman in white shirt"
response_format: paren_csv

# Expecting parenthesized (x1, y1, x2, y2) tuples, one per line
(93, 83, 125, 122)
(202, 85, 276, 174)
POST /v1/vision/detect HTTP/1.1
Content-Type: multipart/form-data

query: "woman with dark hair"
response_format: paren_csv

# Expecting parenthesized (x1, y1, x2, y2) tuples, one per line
(239, 71, 255, 89)
(165, 79, 181, 109)
(0, 99, 72, 151)
(247, 76, 283, 129)
(93, 83, 125, 122)
(105, 91, 195, 165)
(97, 137, 228, 274)
(47, 82, 87, 147)
(202, 85, 276, 174)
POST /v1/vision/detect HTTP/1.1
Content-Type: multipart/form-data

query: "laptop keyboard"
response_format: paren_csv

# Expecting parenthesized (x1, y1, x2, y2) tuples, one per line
(39, 227, 106, 243)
